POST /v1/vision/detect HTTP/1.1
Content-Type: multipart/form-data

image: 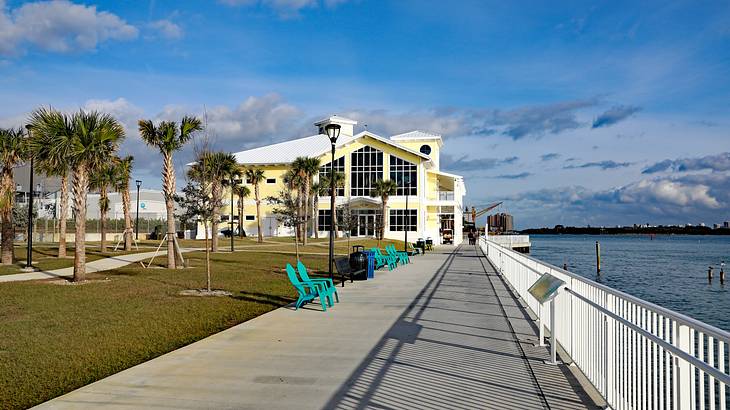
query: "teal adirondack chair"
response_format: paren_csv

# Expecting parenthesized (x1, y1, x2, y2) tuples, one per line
(387, 244, 410, 265)
(371, 248, 397, 271)
(286, 264, 331, 311)
(297, 261, 339, 304)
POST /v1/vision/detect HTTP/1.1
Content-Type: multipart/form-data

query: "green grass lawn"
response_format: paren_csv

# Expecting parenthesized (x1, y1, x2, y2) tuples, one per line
(0, 246, 368, 410)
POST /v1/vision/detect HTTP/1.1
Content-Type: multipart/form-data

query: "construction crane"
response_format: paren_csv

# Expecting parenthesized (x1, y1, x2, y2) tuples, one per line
(466, 202, 503, 224)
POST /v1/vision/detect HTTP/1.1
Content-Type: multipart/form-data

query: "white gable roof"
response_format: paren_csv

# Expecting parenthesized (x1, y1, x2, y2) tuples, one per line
(390, 130, 444, 147)
(233, 131, 431, 165)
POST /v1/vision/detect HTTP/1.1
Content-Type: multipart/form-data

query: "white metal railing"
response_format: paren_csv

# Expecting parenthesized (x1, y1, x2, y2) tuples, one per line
(438, 191, 454, 201)
(479, 236, 730, 410)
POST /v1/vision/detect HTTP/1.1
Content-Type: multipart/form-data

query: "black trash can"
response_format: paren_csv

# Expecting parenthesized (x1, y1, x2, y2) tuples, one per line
(349, 245, 368, 279)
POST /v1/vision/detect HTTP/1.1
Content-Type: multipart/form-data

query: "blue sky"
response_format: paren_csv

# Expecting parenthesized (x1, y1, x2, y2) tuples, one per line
(1, 0, 729, 228)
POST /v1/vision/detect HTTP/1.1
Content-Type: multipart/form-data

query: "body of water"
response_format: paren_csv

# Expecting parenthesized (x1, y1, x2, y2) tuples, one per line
(530, 234, 730, 332)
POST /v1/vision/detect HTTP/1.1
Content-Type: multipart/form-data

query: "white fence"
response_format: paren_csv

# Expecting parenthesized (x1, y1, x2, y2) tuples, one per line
(479, 236, 730, 410)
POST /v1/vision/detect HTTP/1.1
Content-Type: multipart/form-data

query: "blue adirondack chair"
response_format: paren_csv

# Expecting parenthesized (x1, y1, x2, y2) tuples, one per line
(387, 244, 410, 265)
(286, 264, 331, 311)
(297, 261, 339, 304)
(371, 248, 397, 271)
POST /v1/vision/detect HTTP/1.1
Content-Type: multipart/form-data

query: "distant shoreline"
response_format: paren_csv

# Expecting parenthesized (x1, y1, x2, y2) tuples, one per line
(520, 227, 730, 235)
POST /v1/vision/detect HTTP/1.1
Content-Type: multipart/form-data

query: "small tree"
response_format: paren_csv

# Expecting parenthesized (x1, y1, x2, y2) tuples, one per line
(266, 190, 306, 262)
(337, 201, 359, 251)
(175, 166, 222, 292)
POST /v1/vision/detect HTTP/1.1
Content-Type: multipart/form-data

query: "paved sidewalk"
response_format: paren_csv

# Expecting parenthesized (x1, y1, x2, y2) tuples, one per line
(36, 245, 597, 409)
(0, 250, 185, 283)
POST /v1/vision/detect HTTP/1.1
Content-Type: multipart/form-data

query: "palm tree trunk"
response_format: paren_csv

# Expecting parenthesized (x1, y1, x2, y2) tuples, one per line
(296, 185, 303, 243)
(211, 182, 220, 252)
(99, 189, 107, 253)
(238, 199, 245, 238)
(1, 167, 14, 265)
(58, 173, 68, 257)
(303, 180, 309, 245)
(122, 187, 133, 251)
(163, 153, 176, 269)
(381, 200, 387, 241)
(313, 195, 319, 239)
(204, 219, 211, 292)
(333, 204, 339, 239)
(72, 165, 89, 282)
(255, 184, 263, 243)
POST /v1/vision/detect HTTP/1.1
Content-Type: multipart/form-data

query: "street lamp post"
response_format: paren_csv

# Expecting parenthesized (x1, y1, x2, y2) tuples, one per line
(230, 175, 235, 252)
(24, 125, 34, 271)
(135, 180, 142, 240)
(324, 123, 341, 283)
(404, 175, 410, 253)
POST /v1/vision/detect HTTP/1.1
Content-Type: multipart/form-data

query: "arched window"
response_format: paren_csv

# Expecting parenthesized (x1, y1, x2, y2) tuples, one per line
(350, 146, 383, 196)
(389, 155, 417, 196)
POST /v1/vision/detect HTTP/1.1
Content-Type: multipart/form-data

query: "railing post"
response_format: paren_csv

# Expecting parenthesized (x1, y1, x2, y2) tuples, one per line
(677, 324, 692, 410)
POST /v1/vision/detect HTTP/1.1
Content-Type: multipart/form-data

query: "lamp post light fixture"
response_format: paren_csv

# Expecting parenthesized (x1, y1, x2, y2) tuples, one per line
(324, 123, 341, 283)
(135, 180, 142, 240)
(24, 125, 35, 271)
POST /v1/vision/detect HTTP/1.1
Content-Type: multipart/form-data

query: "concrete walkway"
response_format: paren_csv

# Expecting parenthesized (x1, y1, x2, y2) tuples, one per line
(0, 250, 184, 283)
(35, 245, 597, 409)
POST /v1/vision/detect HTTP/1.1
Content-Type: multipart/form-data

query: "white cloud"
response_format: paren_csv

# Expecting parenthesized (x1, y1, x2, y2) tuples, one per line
(618, 179, 720, 209)
(149, 19, 183, 40)
(219, 0, 347, 17)
(0, 0, 138, 56)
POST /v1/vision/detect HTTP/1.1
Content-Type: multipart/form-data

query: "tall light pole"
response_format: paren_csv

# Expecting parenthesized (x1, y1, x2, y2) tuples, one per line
(135, 180, 142, 240)
(24, 125, 35, 271)
(324, 123, 341, 282)
(404, 174, 410, 253)
(230, 174, 235, 252)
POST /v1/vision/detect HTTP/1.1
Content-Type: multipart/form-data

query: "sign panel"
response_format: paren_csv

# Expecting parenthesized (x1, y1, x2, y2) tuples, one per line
(528, 273, 565, 304)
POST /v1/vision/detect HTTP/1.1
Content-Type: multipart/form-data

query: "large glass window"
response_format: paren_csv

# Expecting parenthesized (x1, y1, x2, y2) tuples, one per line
(318, 209, 343, 232)
(389, 156, 417, 196)
(350, 146, 383, 197)
(319, 156, 345, 196)
(389, 209, 417, 231)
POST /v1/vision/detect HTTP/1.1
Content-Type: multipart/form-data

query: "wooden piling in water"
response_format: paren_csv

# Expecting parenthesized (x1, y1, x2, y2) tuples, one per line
(595, 241, 601, 274)
(708, 266, 714, 282)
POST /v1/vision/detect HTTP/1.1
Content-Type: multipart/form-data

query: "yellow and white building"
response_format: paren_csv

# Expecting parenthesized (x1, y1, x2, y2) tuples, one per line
(220, 115, 466, 245)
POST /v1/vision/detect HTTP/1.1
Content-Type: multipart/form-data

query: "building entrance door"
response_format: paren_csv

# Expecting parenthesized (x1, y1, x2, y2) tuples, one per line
(353, 210, 379, 237)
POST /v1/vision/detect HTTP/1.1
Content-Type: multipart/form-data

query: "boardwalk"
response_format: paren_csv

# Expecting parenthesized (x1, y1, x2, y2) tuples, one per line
(37, 245, 598, 409)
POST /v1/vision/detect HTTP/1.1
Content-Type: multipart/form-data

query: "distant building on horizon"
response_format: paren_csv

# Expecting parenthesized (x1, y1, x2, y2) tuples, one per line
(488, 213, 514, 233)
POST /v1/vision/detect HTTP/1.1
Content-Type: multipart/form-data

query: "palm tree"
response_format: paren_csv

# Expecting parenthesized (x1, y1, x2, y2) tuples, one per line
(321, 171, 345, 237)
(244, 168, 265, 242)
(139, 116, 202, 268)
(0, 128, 26, 265)
(26, 112, 71, 259)
(90, 161, 118, 253)
(29, 108, 125, 281)
(370, 179, 398, 240)
(233, 184, 251, 238)
(300, 157, 320, 244)
(113, 156, 134, 251)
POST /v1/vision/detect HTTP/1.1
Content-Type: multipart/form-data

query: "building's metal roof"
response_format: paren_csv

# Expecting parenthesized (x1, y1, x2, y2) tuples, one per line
(233, 131, 431, 166)
(390, 130, 444, 143)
